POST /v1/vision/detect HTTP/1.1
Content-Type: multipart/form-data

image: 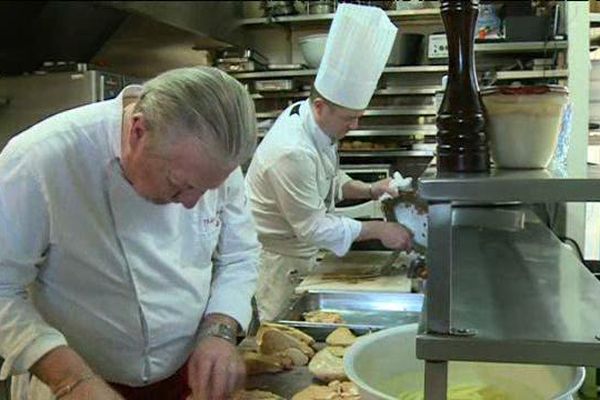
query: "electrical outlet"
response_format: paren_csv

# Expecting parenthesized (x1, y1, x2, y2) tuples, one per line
(428, 34, 448, 59)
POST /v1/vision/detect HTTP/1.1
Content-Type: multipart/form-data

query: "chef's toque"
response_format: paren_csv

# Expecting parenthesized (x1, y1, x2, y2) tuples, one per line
(314, 3, 397, 110)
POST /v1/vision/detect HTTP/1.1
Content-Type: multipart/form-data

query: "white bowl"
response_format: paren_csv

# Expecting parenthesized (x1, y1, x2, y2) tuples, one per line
(482, 86, 569, 169)
(344, 324, 584, 400)
(299, 34, 328, 68)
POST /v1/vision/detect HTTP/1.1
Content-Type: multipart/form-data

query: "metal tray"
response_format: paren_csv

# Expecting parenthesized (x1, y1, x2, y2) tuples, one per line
(275, 290, 423, 341)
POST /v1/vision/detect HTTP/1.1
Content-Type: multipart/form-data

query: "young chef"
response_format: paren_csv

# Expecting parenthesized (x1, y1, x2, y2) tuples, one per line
(246, 3, 413, 321)
(0, 67, 260, 400)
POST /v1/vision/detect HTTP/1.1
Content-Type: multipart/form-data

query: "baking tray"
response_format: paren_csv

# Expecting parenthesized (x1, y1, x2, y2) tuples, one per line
(275, 290, 423, 341)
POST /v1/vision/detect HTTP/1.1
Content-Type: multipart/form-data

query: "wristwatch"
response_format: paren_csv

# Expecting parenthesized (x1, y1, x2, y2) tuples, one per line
(199, 323, 237, 344)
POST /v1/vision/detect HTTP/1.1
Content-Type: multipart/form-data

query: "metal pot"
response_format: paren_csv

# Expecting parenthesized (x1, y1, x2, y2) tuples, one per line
(387, 33, 424, 66)
(308, 1, 333, 14)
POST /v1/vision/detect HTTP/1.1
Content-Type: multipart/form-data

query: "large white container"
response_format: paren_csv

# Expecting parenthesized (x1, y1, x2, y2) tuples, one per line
(481, 85, 569, 169)
(345, 324, 585, 400)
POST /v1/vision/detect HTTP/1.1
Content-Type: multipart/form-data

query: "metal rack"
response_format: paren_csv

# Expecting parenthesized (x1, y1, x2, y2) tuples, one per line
(416, 164, 600, 399)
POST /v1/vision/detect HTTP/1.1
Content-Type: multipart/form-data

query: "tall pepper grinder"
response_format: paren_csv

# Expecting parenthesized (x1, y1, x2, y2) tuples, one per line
(436, 0, 490, 172)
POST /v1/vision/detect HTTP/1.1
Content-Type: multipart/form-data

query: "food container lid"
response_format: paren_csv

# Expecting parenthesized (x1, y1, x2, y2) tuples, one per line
(481, 84, 568, 96)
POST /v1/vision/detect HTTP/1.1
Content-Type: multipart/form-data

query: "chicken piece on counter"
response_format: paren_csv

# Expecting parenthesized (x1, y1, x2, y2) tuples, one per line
(303, 311, 345, 324)
(308, 347, 346, 382)
(243, 351, 294, 375)
(292, 380, 360, 400)
(257, 322, 316, 347)
(325, 327, 357, 347)
(232, 389, 286, 400)
(258, 326, 316, 360)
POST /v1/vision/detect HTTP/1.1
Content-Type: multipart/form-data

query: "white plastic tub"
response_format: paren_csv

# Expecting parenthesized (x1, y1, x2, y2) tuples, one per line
(345, 324, 585, 400)
(481, 85, 569, 169)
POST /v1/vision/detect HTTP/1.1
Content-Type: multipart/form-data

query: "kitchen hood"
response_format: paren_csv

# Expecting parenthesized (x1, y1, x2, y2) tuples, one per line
(0, 1, 241, 76)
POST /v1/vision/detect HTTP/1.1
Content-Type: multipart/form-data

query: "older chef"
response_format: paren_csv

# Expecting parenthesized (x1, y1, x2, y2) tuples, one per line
(0, 67, 260, 400)
(246, 4, 412, 321)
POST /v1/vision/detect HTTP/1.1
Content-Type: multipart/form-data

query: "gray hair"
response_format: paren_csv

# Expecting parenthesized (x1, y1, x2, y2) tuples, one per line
(134, 66, 256, 165)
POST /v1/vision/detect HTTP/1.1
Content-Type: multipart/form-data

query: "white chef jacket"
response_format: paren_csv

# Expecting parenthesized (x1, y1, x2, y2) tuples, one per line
(245, 100, 362, 258)
(0, 86, 260, 389)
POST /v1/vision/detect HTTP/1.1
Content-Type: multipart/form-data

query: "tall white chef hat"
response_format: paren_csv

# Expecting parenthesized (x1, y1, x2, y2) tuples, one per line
(314, 3, 397, 110)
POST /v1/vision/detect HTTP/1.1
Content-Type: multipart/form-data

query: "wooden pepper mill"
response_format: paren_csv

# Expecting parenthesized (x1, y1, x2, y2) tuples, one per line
(436, 0, 490, 172)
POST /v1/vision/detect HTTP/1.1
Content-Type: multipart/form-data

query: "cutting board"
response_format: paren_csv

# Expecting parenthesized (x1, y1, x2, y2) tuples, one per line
(295, 251, 413, 293)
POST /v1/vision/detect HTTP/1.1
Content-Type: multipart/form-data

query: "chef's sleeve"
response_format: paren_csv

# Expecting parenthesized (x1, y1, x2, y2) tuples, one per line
(205, 168, 260, 333)
(0, 152, 68, 379)
(266, 151, 362, 257)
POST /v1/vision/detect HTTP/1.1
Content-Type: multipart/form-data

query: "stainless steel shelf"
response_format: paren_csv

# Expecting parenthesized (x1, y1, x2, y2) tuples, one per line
(418, 164, 600, 203)
(250, 86, 440, 100)
(257, 106, 436, 119)
(233, 65, 447, 79)
(417, 207, 600, 367)
(591, 13, 600, 26)
(345, 125, 437, 137)
(495, 69, 568, 80)
(474, 40, 567, 53)
(340, 150, 434, 158)
(238, 8, 441, 26)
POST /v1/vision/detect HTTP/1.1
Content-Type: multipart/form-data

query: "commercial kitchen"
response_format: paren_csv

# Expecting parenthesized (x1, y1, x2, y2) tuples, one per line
(0, 1, 599, 399)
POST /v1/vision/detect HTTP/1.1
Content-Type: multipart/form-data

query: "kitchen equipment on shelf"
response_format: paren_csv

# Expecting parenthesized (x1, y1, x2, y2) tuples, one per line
(300, 0, 334, 15)
(242, 1, 265, 18)
(264, 0, 296, 16)
(214, 47, 268, 72)
(345, 324, 586, 400)
(387, 33, 424, 66)
(253, 79, 298, 92)
(481, 84, 569, 169)
(298, 33, 328, 68)
(267, 63, 305, 71)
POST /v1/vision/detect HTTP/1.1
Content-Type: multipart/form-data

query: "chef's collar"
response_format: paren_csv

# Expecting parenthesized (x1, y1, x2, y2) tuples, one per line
(108, 85, 143, 161)
(302, 99, 337, 151)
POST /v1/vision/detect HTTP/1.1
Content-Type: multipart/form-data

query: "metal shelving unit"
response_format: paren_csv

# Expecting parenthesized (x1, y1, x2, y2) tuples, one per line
(416, 164, 600, 399)
(340, 150, 434, 158)
(495, 69, 568, 80)
(256, 106, 436, 119)
(345, 125, 437, 138)
(238, 8, 441, 26)
(232, 65, 447, 80)
(250, 86, 441, 100)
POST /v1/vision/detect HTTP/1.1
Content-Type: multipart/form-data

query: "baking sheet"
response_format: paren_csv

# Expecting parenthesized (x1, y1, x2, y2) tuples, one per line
(296, 251, 415, 293)
(276, 290, 423, 341)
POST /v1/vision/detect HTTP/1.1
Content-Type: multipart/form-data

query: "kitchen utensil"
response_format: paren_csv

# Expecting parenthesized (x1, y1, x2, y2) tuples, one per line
(387, 33, 424, 66)
(345, 324, 585, 400)
(481, 84, 569, 169)
(253, 79, 297, 92)
(298, 34, 328, 68)
(381, 193, 428, 252)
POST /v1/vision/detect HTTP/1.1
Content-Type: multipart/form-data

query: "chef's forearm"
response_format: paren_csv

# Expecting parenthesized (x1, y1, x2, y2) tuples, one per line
(30, 345, 95, 394)
(356, 220, 387, 242)
(341, 179, 371, 200)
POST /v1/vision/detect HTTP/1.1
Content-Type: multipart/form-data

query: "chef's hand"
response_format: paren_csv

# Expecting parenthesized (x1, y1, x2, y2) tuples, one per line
(187, 336, 245, 400)
(378, 222, 413, 251)
(370, 178, 399, 199)
(61, 379, 124, 400)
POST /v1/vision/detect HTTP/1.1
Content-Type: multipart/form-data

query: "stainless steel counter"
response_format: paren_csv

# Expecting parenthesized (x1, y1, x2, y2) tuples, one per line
(417, 208, 600, 367)
(418, 165, 600, 202)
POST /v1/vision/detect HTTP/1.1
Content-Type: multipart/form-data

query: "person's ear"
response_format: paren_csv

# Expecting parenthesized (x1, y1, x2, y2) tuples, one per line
(312, 98, 328, 119)
(128, 113, 148, 150)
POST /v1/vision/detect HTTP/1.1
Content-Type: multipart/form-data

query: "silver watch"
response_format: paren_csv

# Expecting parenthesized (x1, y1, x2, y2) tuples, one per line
(199, 323, 237, 344)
